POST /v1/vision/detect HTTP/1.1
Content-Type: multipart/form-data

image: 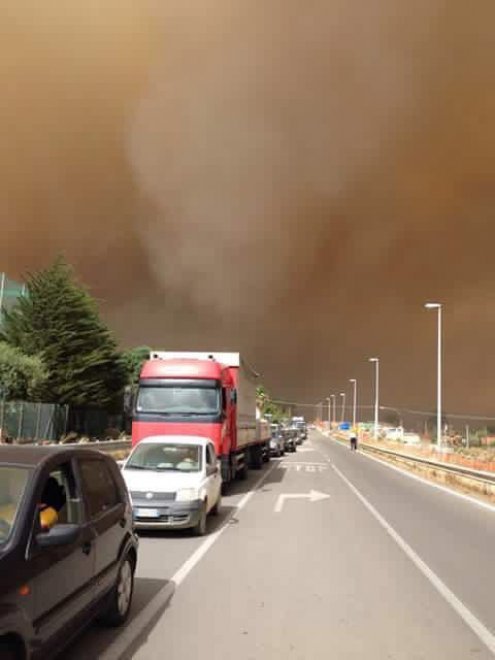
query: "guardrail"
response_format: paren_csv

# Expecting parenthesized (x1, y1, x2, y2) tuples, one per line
(73, 439, 132, 453)
(359, 441, 495, 487)
(327, 431, 495, 487)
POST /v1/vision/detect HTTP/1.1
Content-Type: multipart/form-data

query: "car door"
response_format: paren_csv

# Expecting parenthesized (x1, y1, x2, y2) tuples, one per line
(77, 457, 126, 599)
(205, 444, 221, 509)
(30, 459, 96, 648)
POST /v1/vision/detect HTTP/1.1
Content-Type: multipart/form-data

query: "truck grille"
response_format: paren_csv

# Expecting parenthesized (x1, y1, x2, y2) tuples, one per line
(130, 491, 176, 501)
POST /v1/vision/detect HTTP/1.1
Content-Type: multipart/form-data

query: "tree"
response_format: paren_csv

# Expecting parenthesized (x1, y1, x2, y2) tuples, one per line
(121, 346, 151, 386)
(0, 342, 47, 400)
(256, 385, 288, 422)
(1, 259, 126, 408)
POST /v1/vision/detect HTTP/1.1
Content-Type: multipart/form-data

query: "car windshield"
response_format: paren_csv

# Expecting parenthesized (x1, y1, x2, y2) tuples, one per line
(126, 443, 203, 472)
(0, 466, 30, 545)
(136, 386, 220, 415)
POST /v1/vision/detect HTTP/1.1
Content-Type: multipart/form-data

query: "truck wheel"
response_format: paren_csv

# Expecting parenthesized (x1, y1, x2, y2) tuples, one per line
(252, 447, 263, 470)
(193, 502, 207, 536)
(100, 553, 135, 626)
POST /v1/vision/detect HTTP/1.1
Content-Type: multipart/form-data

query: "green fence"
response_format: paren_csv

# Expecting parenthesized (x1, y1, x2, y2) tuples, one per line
(0, 400, 68, 442)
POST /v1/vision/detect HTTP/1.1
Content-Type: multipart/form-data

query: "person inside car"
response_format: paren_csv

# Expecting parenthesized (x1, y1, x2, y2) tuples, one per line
(38, 477, 66, 530)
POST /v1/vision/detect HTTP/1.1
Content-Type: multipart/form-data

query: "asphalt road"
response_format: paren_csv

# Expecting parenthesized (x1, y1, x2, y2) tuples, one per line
(64, 431, 495, 659)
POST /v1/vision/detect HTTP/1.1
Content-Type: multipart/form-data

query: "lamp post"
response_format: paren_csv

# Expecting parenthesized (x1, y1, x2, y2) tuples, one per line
(330, 394, 336, 429)
(340, 392, 346, 425)
(326, 397, 331, 432)
(425, 302, 443, 449)
(349, 379, 357, 429)
(369, 358, 380, 439)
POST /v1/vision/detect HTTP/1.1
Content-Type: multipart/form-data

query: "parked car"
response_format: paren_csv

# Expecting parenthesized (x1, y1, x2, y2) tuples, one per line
(269, 425, 285, 457)
(402, 433, 421, 445)
(385, 427, 404, 441)
(281, 428, 297, 453)
(122, 435, 222, 536)
(0, 445, 138, 660)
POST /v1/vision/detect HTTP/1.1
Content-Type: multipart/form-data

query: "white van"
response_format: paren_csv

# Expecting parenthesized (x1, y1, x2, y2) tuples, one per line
(121, 435, 222, 536)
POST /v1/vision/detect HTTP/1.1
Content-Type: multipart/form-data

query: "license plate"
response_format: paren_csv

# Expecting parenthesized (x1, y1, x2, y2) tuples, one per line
(135, 508, 161, 518)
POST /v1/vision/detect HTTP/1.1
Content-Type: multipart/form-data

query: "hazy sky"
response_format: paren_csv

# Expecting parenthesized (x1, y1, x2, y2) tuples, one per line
(2, 0, 495, 418)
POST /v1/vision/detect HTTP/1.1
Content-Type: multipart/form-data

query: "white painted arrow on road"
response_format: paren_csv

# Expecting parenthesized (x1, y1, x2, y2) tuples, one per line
(274, 490, 330, 513)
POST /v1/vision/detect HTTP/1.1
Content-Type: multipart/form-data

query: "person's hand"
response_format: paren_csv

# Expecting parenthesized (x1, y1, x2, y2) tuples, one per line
(39, 506, 58, 530)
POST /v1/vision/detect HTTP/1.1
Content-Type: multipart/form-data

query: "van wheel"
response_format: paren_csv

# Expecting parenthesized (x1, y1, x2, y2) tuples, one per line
(0, 639, 21, 660)
(100, 554, 135, 626)
(193, 502, 207, 536)
(211, 495, 221, 516)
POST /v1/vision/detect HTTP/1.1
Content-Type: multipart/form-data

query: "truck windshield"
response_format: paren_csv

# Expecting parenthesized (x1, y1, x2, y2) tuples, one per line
(126, 443, 202, 472)
(0, 466, 30, 546)
(136, 386, 220, 415)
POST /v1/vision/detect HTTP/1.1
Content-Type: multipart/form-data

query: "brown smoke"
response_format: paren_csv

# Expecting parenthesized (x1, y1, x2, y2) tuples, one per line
(2, 1, 495, 417)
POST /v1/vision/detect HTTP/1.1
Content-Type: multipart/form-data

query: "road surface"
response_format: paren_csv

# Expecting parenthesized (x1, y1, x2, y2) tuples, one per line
(63, 431, 495, 659)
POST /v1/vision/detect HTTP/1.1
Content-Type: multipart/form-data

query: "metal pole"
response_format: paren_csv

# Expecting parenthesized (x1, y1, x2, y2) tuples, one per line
(350, 379, 357, 428)
(375, 361, 380, 439)
(340, 393, 346, 424)
(425, 303, 443, 449)
(369, 358, 379, 439)
(465, 424, 470, 448)
(437, 305, 443, 449)
(327, 398, 331, 432)
(332, 395, 336, 428)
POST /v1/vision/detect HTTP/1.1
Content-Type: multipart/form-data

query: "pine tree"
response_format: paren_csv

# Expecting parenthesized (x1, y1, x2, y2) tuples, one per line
(1, 259, 126, 408)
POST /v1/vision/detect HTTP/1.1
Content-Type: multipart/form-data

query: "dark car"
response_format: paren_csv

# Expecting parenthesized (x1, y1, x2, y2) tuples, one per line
(0, 445, 138, 660)
(281, 428, 297, 453)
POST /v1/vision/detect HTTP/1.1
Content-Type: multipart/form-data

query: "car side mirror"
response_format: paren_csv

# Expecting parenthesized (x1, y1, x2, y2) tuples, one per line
(206, 465, 219, 477)
(36, 524, 81, 548)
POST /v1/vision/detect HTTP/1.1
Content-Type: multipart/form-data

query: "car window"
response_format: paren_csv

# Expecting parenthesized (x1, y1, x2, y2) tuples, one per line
(0, 466, 30, 545)
(206, 445, 215, 466)
(37, 462, 83, 531)
(126, 443, 203, 472)
(79, 459, 121, 519)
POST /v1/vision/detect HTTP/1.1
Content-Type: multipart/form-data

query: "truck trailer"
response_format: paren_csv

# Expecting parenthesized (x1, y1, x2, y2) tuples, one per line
(131, 352, 270, 485)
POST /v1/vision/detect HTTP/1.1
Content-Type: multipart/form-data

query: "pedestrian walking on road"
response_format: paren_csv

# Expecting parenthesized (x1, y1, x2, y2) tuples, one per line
(350, 433, 358, 451)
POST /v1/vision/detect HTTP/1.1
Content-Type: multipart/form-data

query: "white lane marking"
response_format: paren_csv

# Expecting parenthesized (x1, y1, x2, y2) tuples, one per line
(296, 446, 317, 453)
(324, 435, 495, 514)
(172, 461, 279, 586)
(274, 490, 330, 513)
(99, 462, 279, 660)
(332, 463, 495, 656)
(279, 462, 328, 472)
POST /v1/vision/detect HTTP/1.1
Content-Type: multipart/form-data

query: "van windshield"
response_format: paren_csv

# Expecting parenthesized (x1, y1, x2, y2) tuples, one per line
(0, 466, 30, 545)
(126, 443, 202, 472)
(136, 386, 220, 415)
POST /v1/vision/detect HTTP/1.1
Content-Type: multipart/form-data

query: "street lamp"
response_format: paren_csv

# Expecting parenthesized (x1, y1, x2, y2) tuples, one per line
(326, 397, 331, 432)
(425, 302, 443, 449)
(369, 358, 380, 439)
(340, 392, 346, 425)
(330, 394, 336, 429)
(349, 379, 357, 429)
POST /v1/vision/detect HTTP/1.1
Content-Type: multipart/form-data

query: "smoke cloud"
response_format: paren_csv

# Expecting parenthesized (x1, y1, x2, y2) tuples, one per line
(2, 0, 495, 418)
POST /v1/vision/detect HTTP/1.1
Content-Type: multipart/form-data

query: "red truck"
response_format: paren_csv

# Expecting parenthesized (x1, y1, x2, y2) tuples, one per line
(131, 352, 270, 485)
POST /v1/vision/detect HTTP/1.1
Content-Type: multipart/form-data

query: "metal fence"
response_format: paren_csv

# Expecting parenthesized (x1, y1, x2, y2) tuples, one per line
(0, 400, 68, 442)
